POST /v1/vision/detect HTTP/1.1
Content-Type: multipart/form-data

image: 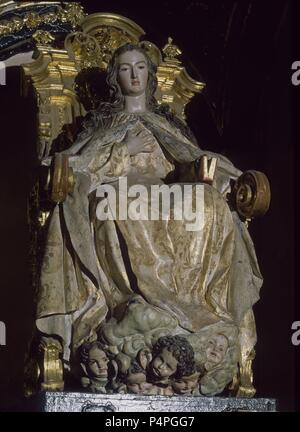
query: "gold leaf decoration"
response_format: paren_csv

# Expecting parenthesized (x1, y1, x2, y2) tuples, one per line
(32, 30, 55, 46)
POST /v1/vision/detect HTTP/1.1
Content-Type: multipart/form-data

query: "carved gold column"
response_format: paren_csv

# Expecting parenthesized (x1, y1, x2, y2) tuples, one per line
(39, 338, 64, 392)
(23, 33, 84, 160)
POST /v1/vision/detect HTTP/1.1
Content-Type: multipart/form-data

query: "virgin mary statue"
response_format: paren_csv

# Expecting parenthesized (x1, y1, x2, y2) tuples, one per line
(36, 43, 262, 373)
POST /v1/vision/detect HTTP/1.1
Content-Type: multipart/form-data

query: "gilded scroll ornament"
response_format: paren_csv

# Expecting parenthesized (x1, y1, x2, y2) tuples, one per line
(234, 170, 271, 220)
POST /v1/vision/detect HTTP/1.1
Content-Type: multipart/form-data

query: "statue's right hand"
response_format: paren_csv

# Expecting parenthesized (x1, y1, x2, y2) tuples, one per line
(123, 128, 153, 156)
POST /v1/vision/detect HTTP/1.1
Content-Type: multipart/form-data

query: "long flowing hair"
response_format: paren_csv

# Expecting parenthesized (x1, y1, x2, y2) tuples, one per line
(101, 43, 159, 115)
(78, 43, 197, 144)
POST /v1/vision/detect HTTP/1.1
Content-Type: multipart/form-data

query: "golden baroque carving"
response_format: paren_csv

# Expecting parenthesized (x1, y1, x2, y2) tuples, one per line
(24, 12, 42, 30)
(0, 2, 86, 36)
(65, 13, 145, 70)
(139, 40, 162, 66)
(237, 349, 256, 398)
(32, 30, 55, 46)
(92, 27, 132, 68)
(162, 36, 182, 62)
(62, 2, 86, 28)
(157, 37, 205, 119)
(64, 31, 103, 70)
(39, 338, 64, 392)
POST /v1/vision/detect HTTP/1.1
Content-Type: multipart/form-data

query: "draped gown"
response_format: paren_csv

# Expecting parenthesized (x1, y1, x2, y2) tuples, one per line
(37, 111, 262, 362)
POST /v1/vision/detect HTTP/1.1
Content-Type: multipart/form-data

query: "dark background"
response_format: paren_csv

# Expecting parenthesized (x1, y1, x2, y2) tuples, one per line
(0, 0, 297, 411)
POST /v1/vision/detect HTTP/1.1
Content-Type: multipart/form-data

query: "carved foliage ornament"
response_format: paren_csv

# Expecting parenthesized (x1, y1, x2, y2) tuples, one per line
(0, 2, 86, 36)
(65, 28, 139, 71)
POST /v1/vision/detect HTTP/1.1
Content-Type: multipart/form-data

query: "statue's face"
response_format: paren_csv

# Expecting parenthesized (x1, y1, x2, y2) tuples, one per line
(126, 371, 153, 394)
(117, 49, 148, 96)
(205, 334, 228, 367)
(150, 348, 178, 380)
(172, 374, 199, 395)
(86, 346, 109, 378)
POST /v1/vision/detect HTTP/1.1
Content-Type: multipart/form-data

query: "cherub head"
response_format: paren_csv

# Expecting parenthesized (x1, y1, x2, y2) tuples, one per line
(126, 362, 155, 395)
(149, 335, 195, 382)
(172, 371, 200, 395)
(204, 334, 229, 371)
(80, 341, 109, 379)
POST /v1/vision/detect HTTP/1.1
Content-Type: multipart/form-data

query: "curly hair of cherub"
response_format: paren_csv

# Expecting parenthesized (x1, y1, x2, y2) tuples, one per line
(129, 361, 146, 375)
(152, 335, 196, 379)
(80, 341, 109, 364)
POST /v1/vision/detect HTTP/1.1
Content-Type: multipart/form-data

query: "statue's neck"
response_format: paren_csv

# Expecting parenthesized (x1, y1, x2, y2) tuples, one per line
(124, 94, 147, 113)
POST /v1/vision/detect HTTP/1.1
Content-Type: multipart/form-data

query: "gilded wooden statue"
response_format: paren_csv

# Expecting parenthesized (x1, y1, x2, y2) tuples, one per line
(35, 41, 270, 397)
(0, 4, 270, 397)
